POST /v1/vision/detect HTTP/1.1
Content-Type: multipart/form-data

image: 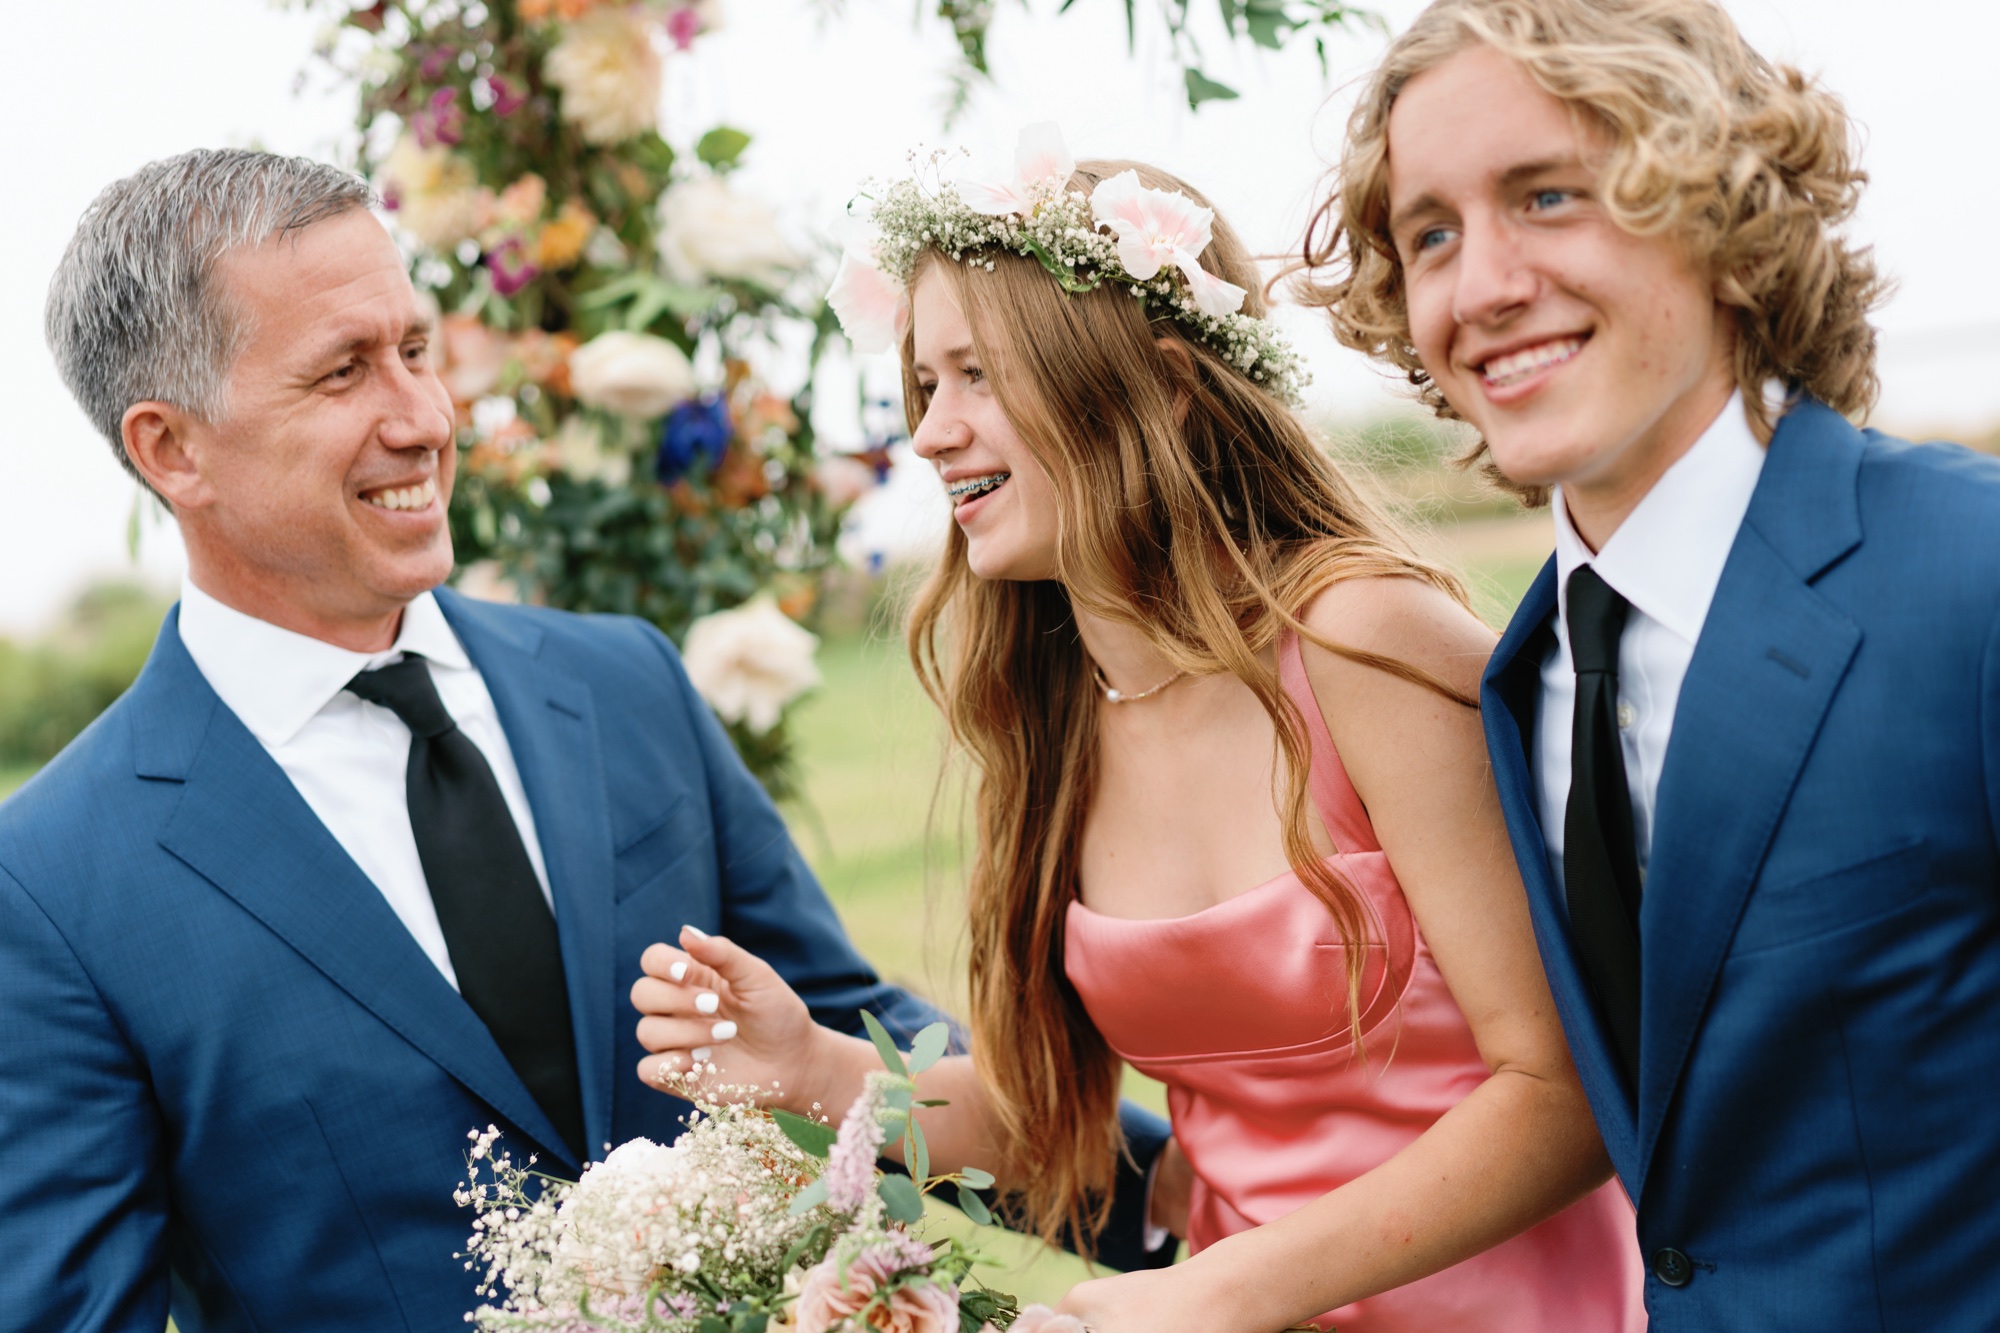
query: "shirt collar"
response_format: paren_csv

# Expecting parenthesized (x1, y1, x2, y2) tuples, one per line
(1551, 388, 1769, 648)
(178, 579, 470, 748)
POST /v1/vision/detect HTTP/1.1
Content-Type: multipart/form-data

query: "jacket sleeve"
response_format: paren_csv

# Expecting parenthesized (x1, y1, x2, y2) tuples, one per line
(1984, 598, 2000, 879)
(635, 621, 1175, 1267)
(0, 863, 171, 1333)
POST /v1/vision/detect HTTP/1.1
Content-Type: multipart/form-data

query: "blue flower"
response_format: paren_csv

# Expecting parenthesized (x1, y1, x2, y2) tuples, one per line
(655, 394, 733, 486)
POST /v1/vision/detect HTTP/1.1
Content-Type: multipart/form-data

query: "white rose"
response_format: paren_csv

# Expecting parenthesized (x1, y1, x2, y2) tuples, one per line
(545, 9, 663, 146)
(380, 134, 490, 250)
(658, 177, 801, 288)
(681, 597, 820, 734)
(567, 331, 696, 419)
(551, 414, 632, 487)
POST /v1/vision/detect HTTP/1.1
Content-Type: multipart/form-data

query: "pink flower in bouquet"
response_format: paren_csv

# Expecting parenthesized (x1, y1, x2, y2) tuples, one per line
(412, 87, 465, 147)
(793, 1242, 955, 1333)
(488, 239, 542, 297)
(486, 73, 528, 117)
(1011, 1306, 1089, 1333)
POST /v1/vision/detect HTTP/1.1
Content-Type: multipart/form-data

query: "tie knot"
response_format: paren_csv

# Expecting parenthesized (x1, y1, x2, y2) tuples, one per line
(1566, 565, 1630, 676)
(346, 656, 457, 739)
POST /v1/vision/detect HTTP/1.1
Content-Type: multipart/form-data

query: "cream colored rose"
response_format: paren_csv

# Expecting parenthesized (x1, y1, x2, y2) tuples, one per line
(658, 177, 801, 288)
(551, 414, 633, 487)
(681, 597, 820, 734)
(567, 331, 696, 418)
(545, 8, 663, 145)
(380, 134, 492, 249)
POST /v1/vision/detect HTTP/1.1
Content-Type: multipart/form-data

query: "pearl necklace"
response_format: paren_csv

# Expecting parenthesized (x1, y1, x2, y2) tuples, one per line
(1092, 664, 1189, 704)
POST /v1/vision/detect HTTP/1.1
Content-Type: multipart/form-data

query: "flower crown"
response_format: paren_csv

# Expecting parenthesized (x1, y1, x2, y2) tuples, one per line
(827, 124, 1310, 407)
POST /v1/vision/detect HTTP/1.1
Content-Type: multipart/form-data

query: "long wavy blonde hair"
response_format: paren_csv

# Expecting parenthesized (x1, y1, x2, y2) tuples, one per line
(902, 159, 1472, 1251)
(1296, 0, 1887, 500)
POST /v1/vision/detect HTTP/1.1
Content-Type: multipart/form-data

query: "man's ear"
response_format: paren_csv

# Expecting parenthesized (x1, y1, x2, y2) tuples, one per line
(1155, 336, 1196, 427)
(121, 401, 209, 511)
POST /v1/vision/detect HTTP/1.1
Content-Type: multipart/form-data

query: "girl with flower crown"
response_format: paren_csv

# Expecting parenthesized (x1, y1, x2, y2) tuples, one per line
(631, 128, 1643, 1332)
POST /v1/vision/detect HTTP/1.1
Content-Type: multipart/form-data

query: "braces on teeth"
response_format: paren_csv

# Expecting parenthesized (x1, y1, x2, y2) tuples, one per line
(947, 473, 1010, 501)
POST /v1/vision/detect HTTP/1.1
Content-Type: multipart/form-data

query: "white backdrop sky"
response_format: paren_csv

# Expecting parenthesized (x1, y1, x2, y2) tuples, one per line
(4, 0, 1996, 632)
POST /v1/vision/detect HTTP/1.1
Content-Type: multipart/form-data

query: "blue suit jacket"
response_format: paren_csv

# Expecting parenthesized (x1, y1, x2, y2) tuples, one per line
(1482, 403, 2000, 1329)
(0, 591, 1165, 1332)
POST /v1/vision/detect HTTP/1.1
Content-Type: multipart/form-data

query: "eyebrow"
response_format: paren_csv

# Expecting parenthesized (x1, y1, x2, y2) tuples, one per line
(303, 314, 437, 368)
(1387, 155, 1584, 238)
(910, 343, 976, 376)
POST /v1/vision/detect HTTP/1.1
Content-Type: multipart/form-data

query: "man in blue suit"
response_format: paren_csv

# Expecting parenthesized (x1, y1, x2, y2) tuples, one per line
(1313, 0, 2000, 1326)
(1, 149, 1167, 1333)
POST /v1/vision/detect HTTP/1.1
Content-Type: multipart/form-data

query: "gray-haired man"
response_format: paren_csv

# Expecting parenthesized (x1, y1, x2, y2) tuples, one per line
(0, 148, 1085, 1331)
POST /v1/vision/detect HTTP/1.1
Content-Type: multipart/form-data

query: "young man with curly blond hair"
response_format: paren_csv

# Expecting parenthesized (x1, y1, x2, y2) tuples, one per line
(1308, 0, 2000, 1326)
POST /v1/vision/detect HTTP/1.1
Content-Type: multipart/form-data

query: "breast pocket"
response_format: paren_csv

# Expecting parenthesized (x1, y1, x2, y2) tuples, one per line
(1731, 837, 1929, 956)
(613, 793, 711, 903)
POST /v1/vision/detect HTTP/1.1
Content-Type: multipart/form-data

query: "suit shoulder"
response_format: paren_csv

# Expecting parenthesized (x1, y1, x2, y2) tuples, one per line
(1857, 430, 2000, 516)
(0, 692, 153, 885)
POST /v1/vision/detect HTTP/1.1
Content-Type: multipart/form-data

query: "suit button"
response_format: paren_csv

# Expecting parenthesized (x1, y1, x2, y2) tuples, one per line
(1651, 1247, 1693, 1287)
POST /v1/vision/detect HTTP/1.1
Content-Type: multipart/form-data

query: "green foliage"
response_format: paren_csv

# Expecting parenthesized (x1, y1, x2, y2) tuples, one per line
(0, 583, 167, 771)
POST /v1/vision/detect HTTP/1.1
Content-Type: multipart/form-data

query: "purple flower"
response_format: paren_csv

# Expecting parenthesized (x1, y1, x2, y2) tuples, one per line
(418, 45, 456, 82)
(655, 395, 732, 485)
(486, 73, 528, 117)
(487, 240, 541, 297)
(411, 87, 464, 148)
(665, 6, 703, 50)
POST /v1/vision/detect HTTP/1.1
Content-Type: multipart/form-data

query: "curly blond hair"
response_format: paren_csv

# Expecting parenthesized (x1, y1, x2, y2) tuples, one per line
(1296, 0, 1887, 496)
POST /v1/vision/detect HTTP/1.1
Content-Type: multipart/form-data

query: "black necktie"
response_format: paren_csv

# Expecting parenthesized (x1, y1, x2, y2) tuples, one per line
(1563, 566, 1644, 1094)
(347, 656, 584, 1158)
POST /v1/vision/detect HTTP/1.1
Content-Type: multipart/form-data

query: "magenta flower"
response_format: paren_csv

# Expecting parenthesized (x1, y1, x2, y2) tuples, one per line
(412, 88, 464, 148)
(486, 74, 527, 117)
(488, 240, 541, 297)
(418, 45, 456, 82)
(665, 6, 703, 50)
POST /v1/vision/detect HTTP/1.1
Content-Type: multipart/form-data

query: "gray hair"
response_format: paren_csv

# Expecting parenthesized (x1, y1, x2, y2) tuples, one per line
(44, 148, 378, 492)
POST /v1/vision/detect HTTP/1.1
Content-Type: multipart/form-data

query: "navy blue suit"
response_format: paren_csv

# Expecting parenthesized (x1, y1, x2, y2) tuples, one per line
(0, 591, 1165, 1332)
(1482, 402, 2000, 1329)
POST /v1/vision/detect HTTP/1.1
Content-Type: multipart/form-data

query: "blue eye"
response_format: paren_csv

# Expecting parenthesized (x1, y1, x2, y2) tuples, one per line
(1415, 227, 1453, 253)
(1529, 188, 1572, 210)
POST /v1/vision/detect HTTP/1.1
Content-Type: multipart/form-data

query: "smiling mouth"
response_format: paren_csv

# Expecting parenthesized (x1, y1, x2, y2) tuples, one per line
(1481, 336, 1586, 388)
(360, 478, 438, 512)
(946, 472, 1010, 503)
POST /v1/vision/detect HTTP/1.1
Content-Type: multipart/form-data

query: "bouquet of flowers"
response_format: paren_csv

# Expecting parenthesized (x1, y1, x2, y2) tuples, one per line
(301, 0, 891, 800)
(456, 1016, 1085, 1332)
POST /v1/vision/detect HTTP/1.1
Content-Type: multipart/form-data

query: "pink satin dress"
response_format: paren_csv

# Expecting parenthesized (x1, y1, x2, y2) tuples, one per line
(1064, 631, 1645, 1331)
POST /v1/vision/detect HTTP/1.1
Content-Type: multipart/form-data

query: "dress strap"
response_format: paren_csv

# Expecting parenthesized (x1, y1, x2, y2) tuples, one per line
(1276, 627, 1381, 855)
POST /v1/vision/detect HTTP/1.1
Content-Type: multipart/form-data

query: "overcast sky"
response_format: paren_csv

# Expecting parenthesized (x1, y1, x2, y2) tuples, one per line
(4, 0, 1995, 633)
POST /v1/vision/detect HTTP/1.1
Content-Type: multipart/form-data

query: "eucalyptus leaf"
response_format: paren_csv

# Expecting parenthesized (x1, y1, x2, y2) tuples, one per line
(956, 1166, 996, 1190)
(878, 1173, 926, 1224)
(1185, 68, 1241, 107)
(908, 1022, 950, 1074)
(696, 126, 753, 170)
(770, 1108, 838, 1158)
(860, 1011, 908, 1076)
(1245, 7, 1289, 47)
(788, 1177, 830, 1215)
(908, 1118, 930, 1184)
(955, 1182, 994, 1225)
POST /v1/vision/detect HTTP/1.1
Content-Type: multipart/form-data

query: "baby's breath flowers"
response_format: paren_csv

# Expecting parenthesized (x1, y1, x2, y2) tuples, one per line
(829, 124, 1310, 407)
(455, 1021, 1017, 1332)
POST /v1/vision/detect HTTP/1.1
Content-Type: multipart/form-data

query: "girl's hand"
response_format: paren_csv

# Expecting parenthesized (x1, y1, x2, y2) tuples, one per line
(631, 926, 837, 1112)
(1056, 1267, 1238, 1333)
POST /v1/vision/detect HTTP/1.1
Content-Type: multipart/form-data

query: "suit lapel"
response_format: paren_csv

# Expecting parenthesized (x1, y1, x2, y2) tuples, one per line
(1633, 402, 1865, 1197)
(440, 591, 618, 1163)
(1483, 561, 1643, 1176)
(142, 616, 580, 1168)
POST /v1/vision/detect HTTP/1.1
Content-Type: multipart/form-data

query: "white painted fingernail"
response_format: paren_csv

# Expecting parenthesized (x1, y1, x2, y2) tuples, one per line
(710, 1020, 738, 1041)
(695, 991, 719, 1015)
(683, 924, 710, 940)
(690, 1047, 712, 1063)
(668, 961, 688, 983)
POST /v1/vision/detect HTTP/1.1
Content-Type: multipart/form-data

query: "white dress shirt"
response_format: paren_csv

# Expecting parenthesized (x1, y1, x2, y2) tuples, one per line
(1536, 391, 1769, 893)
(178, 579, 552, 989)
